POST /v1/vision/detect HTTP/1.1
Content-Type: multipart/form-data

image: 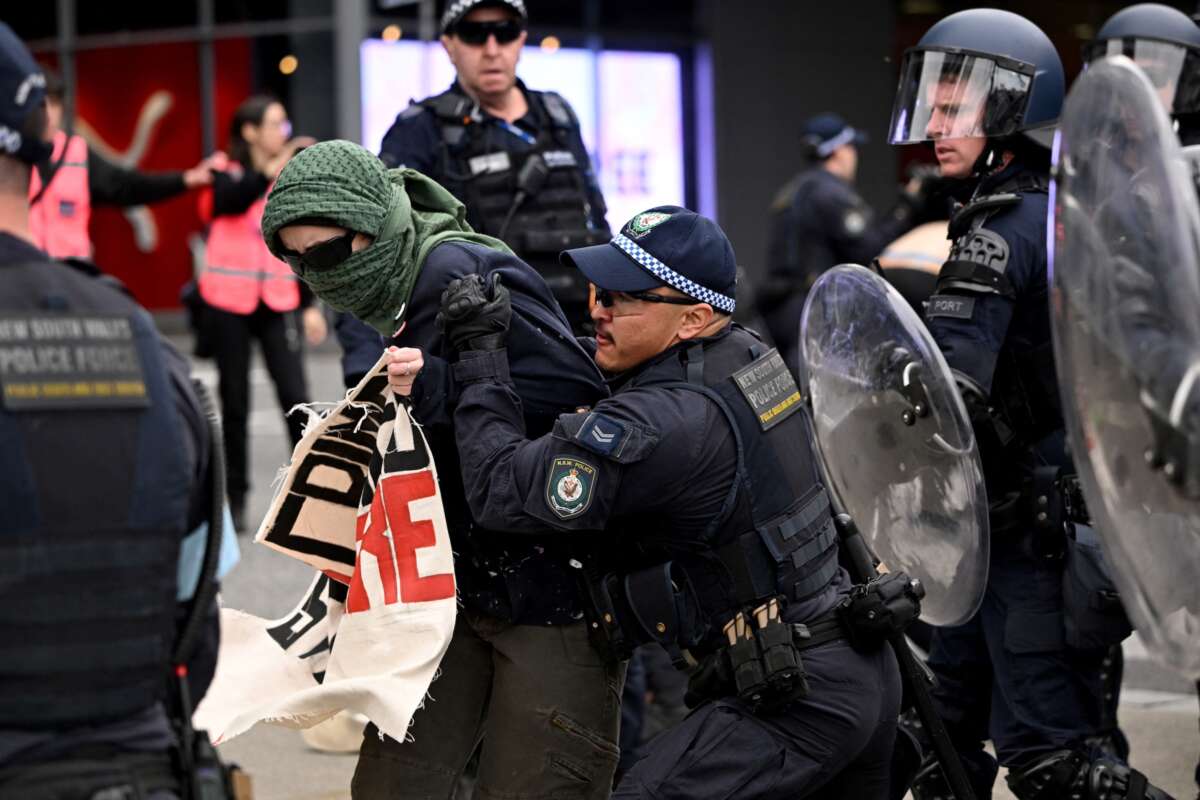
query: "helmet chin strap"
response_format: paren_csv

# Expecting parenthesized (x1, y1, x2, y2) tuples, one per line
(969, 140, 1002, 179)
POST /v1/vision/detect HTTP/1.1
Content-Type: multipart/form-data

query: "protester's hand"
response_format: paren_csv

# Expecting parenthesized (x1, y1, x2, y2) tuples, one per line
(436, 273, 511, 352)
(182, 151, 228, 189)
(386, 346, 424, 397)
(302, 306, 327, 346)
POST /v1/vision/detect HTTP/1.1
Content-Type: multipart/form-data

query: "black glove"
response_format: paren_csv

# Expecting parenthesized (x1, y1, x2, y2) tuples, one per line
(437, 273, 512, 352)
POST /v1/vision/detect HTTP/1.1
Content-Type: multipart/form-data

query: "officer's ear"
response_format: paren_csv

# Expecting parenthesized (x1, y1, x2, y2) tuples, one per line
(675, 303, 717, 341)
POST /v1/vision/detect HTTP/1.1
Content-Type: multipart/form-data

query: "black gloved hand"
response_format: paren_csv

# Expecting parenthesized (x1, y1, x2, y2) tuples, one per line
(437, 273, 512, 352)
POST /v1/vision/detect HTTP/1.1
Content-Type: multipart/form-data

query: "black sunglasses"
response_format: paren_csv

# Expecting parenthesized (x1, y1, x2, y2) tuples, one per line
(593, 287, 698, 309)
(278, 231, 355, 273)
(453, 19, 525, 46)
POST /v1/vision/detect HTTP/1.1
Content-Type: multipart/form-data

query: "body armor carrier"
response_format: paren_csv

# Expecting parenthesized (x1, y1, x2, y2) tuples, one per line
(0, 260, 191, 730)
(942, 171, 1062, 455)
(422, 87, 608, 332)
(577, 327, 849, 710)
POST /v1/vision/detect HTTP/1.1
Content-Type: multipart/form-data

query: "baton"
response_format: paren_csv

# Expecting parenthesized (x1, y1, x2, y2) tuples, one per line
(835, 513, 977, 800)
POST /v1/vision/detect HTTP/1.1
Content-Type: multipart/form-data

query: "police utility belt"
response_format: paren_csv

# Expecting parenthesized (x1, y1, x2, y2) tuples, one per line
(577, 559, 922, 714)
(0, 742, 253, 800)
(684, 572, 923, 714)
(990, 465, 1090, 557)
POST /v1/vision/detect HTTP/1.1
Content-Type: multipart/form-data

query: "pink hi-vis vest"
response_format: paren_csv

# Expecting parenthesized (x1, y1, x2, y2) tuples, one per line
(199, 170, 299, 315)
(28, 130, 92, 259)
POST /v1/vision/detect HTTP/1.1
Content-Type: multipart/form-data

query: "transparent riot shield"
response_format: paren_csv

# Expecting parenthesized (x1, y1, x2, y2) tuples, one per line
(801, 264, 989, 626)
(1051, 55, 1200, 678)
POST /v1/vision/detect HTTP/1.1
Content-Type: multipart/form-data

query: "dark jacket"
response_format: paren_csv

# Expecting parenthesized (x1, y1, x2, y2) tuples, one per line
(399, 240, 608, 624)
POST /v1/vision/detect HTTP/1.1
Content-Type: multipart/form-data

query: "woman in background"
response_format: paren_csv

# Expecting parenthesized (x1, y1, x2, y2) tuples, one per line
(198, 95, 325, 530)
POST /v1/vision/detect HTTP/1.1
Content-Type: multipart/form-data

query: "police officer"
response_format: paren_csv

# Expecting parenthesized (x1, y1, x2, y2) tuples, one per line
(888, 10, 1172, 799)
(259, 139, 620, 800)
(760, 112, 928, 369)
(416, 206, 904, 799)
(378, 0, 610, 335)
(1085, 7, 1200, 796)
(1087, 3, 1200, 147)
(0, 23, 228, 799)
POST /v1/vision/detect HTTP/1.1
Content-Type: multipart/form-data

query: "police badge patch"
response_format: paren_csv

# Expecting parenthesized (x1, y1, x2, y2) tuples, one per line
(627, 212, 670, 238)
(546, 457, 597, 519)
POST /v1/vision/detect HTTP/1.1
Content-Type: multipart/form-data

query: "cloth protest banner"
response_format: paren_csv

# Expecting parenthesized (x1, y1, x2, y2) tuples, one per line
(194, 355, 456, 743)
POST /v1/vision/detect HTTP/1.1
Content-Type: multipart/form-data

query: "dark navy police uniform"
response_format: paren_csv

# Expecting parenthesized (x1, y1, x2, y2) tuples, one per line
(921, 160, 1131, 795)
(761, 115, 920, 368)
(0, 24, 224, 800)
(381, 78, 610, 333)
(445, 207, 902, 799)
(888, 9, 1171, 798)
(0, 229, 216, 798)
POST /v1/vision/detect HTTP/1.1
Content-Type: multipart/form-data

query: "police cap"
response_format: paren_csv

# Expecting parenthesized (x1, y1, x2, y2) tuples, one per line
(441, 0, 528, 35)
(0, 22, 50, 165)
(561, 206, 737, 314)
(801, 112, 868, 159)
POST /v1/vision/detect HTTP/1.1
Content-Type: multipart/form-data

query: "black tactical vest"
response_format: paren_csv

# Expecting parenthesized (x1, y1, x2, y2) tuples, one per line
(626, 326, 845, 639)
(421, 87, 608, 330)
(0, 260, 191, 730)
(944, 171, 1062, 450)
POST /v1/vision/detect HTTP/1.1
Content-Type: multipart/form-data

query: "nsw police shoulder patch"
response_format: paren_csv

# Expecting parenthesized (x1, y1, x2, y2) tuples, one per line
(545, 457, 597, 520)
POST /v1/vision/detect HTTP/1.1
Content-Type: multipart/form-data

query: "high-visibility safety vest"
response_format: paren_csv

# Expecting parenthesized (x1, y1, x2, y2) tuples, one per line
(199, 172, 299, 315)
(28, 130, 92, 259)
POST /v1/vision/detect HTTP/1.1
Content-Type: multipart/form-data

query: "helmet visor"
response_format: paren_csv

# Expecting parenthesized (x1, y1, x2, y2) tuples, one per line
(1085, 38, 1200, 115)
(889, 48, 1035, 145)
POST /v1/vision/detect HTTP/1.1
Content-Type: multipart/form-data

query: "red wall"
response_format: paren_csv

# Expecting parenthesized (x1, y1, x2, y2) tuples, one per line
(70, 39, 252, 309)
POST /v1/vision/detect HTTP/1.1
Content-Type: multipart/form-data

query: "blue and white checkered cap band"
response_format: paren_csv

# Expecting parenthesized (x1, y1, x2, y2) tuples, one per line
(816, 125, 857, 158)
(441, 0, 527, 30)
(610, 233, 736, 314)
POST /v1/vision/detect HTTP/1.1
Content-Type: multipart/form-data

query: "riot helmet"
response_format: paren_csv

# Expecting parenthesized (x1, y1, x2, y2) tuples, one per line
(1086, 3, 1200, 116)
(889, 9, 1064, 149)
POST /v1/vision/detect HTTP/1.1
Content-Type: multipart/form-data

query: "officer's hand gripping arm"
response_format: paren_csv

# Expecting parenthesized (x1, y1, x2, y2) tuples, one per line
(437, 273, 512, 353)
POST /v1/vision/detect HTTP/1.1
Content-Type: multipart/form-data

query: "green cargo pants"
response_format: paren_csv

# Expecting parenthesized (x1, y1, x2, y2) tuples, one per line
(352, 610, 624, 800)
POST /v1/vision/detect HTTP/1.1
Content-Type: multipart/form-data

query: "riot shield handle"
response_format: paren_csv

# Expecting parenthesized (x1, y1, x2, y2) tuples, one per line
(833, 514, 978, 800)
(1142, 393, 1200, 500)
(900, 362, 932, 426)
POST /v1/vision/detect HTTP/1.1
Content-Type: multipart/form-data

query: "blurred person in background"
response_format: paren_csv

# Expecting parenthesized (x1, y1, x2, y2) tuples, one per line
(196, 94, 325, 531)
(378, 0, 609, 335)
(30, 68, 223, 261)
(334, 0, 614, 508)
(759, 112, 932, 370)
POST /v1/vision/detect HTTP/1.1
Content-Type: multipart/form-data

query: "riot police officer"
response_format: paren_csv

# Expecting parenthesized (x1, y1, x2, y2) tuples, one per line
(1087, 3, 1200, 147)
(1085, 7, 1200, 797)
(379, 0, 610, 335)
(888, 10, 1172, 799)
(760, 112, 927, 369)
(416, 206, 905, 799)
(0, 23, 227, 799)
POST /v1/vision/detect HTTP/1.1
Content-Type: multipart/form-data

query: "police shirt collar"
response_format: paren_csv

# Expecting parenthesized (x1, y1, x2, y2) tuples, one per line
(449, 78, 533, 124)
(0, 230, 48, 266)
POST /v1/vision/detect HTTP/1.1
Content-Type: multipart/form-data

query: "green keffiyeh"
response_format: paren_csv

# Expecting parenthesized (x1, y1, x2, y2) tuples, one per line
(261, 139, 511, 335)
